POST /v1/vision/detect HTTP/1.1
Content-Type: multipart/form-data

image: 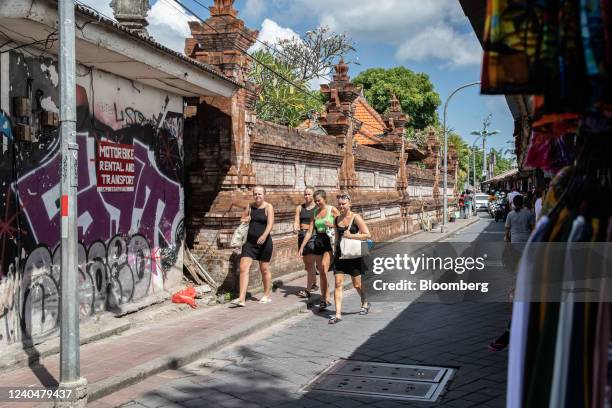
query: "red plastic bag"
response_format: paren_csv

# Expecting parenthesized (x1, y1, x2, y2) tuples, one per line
(172, 287, 197, 308)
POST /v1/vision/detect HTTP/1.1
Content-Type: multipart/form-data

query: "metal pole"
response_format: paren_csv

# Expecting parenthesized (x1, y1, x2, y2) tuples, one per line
(441, 81, 479, 232)
(466, 149, 470, 191)
(472, 145, 476, 189)
(482, 137, 486, 185)
(471, 136, 481, 193)
(59, 0, 85, 402)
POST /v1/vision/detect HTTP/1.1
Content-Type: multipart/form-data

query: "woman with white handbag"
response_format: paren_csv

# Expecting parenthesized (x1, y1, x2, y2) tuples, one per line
(329, 192, 371, 324)
(230, 185, 275, 307)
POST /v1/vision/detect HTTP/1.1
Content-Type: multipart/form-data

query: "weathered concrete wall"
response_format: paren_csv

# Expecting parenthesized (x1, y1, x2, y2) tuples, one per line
(0, 51, 185, 345)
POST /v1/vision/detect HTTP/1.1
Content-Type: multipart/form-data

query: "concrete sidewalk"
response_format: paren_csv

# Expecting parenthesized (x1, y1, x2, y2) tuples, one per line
(0, 217, 478, 407)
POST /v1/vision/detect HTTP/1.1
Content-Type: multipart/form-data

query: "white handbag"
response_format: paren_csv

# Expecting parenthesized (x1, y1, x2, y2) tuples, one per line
(339, 215, 368, 259)
(230, 205, 251, 248)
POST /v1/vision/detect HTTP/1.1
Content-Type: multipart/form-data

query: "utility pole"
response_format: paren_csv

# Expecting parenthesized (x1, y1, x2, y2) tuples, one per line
(441, 81, 480, 232)
(58, 0, 87, 405)
(482, 136, 486, 180)
(470, 114, 499, 193)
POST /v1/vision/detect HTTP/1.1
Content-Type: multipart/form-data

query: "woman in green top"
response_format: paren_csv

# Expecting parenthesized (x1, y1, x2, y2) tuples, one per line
(298, 190, 340, 312)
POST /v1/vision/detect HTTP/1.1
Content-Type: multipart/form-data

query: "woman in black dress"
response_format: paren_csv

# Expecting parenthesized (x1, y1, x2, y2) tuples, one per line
(329, 192, 371, 324)
(294, 187, 318, 298)
(231, 186, 275, 307)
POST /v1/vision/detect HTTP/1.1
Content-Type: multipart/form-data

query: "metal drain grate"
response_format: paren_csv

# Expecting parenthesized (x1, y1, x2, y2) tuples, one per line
(303, 360, 455, 402)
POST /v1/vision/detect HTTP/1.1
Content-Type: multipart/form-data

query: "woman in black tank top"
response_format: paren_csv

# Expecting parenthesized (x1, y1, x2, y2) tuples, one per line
(329, 192, 371, 324)
(294, 187, 317, 298)
(231, 186, 275, 307)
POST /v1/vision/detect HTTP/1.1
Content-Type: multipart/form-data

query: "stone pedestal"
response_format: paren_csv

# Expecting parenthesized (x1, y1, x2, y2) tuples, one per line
(54, 378, 87, 408)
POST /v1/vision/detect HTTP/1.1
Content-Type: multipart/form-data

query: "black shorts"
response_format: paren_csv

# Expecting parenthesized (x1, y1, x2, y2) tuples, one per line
(298, 230, 315, 256)
(313, 233, 333, 255)
(241, 238, 273, 262)
(334, 257, 364, 277)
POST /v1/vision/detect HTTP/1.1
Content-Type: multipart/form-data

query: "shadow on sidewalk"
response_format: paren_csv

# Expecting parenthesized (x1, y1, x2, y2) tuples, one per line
(130, 301, 509, 408)
(117, 216, 511, 407)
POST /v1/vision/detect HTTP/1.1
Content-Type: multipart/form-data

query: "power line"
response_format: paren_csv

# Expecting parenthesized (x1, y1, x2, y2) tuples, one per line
(170, 0, 321, 102)
(186, 0, 332, 83)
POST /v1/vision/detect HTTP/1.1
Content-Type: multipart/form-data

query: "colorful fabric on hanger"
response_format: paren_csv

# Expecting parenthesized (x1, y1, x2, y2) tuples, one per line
(482, 0, 547, 94)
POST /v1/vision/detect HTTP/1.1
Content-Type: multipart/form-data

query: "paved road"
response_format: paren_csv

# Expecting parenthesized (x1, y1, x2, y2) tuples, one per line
(108, 213, 511, 408)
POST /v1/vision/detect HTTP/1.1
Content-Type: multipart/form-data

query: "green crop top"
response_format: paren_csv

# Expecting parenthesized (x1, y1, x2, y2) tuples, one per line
(313, 206, 334, 233)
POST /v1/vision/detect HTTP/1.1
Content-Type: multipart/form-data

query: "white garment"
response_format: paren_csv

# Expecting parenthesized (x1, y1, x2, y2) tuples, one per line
(508, 191, 520, 210)
(534, 197, 543, 221)
(507, 215, 550, 408)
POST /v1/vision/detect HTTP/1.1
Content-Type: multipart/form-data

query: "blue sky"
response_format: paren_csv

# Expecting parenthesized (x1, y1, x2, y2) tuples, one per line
(81, 0, 514, 153)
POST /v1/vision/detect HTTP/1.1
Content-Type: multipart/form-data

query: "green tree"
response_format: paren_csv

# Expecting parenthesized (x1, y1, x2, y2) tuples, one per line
(248, 50, 324, 127)
(448, 132, 471, 189)
(490, 148, 514, 175)
(352, 67, 441, 131)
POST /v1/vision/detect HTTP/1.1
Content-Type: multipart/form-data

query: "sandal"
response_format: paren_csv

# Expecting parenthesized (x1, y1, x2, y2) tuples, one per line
(328, 316, 342, 324)
(488, 342, 508, 352)
(488, 330, 509, 351)
(311, 284, 319, 291)
(259, 296, 272, 304)
(230, 299, 246, 307)
(297, 290, 311, 299)
(318, 301, 328, 312)
(359, 303, 371, 315)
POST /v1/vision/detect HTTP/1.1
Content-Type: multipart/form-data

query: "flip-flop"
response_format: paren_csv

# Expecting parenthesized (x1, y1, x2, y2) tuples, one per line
(488, 342, 507, 352)
(258, 297, 272, 304)
(318, 301, 328, 312)
(359, 303, 371, 315)
(297, 290, 311, 299)
(328, 316, 342, 324)
(230, 299, 246, 307)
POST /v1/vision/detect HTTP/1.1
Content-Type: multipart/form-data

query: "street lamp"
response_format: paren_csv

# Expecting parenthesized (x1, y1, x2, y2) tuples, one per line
(471, 137, 482, 189)
(470, 114, 500, 191)
(442, 81, 480, 232)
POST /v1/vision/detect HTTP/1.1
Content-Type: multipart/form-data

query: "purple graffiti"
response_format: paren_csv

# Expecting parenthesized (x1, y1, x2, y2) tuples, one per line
(15, 135, 181, 252)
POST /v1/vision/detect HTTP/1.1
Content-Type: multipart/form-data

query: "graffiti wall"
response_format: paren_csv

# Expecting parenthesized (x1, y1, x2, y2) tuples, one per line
(0, 52, 185, 345)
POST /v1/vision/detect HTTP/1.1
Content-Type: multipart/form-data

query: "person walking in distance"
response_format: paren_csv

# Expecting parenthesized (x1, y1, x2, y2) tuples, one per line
(294, 187, 318, 298)
(508, 186, 520, 211)
(298, 190, 340, 312)
(505, 194, 534, 244)
(464, 190, 473, 218)
(489, 194, 534, 351)
(231, 186, 275, 307)
(329, 192, 371, 324)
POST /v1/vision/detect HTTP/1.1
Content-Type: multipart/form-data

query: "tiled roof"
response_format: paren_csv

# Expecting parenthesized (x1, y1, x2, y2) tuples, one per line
(296, 96, 389, 145)
(353, 97, 387, 135)
(353, 96, 387, 145)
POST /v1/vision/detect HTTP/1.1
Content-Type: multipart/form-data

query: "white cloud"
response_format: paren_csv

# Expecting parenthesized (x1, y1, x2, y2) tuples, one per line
(77, 0, 115, 20)
(395, 25, 482, 68)
(147, 0, 195, 53)
(75, 0, 195, 54)
(243, 0, 267, 20)
(250, 19, 300, 52)
(278, 0, 480, 68)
